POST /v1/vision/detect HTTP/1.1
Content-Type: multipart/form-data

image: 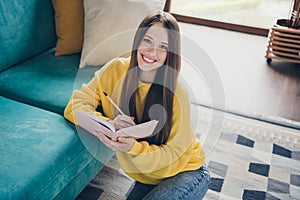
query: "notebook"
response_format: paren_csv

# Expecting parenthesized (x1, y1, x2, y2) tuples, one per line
(76, 110, 159, 141)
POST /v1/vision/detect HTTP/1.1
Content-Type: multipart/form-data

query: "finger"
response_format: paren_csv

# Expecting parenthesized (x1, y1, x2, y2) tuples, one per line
(120, 116, 135, 126)
(128, 116, 136, 125)
(118, 121, 133, 129)
(117, 137, 135, 152)
(114, 120, 133, 129)
(117, 137, 126, 143)
(114, 115, 135, 126)
(98, 133, 126, 152)
(94, 131, 109, 144)
(95, 131, 117, 151)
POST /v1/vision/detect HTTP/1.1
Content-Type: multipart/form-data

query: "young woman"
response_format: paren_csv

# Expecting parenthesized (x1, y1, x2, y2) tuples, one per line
(64, 10, 210, 199)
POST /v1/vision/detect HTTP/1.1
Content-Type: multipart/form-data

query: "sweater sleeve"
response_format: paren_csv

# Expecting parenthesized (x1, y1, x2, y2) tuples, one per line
(64, 58, 127, 124)
(116, 83, 197, 178)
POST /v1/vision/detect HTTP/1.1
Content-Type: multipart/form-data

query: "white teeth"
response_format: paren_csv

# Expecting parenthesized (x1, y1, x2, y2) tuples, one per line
(143, 55, 155, 63)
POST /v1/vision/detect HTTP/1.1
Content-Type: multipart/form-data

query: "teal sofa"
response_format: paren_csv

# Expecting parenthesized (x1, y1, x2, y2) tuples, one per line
(0, 1, 114, 199)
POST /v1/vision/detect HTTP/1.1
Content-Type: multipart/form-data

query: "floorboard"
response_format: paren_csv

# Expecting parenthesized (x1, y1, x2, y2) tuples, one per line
(179, 22, 300, 126)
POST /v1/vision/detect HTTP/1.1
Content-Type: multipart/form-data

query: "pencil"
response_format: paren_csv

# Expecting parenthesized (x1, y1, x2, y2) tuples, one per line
(103, 91, 125, 115)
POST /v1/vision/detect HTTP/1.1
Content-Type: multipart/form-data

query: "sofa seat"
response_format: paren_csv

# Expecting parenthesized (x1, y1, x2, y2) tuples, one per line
(0, 48, 100, 115)
(0, 96, 114, 199)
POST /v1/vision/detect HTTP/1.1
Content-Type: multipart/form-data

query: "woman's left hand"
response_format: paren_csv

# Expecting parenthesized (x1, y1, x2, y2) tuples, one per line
(94, 131, 135, 152)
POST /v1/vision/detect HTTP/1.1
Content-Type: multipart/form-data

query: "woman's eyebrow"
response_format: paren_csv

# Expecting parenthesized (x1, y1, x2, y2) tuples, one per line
(144, 35, 153, 39)
(144, 34, 168, 45)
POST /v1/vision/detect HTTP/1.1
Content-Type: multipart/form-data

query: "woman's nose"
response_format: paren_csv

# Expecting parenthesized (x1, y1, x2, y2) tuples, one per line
(148, 47, 158, 56)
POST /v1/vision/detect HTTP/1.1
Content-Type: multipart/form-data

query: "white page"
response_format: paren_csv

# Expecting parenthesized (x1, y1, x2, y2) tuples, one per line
(76, 110, 158, 141)
(76, 110, 119, 140)
(117, 120, 159, 138)
(78, 110, 116, 132)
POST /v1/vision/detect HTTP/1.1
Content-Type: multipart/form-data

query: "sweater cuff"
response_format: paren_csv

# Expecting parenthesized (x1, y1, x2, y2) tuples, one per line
(95, 113, 110, 122)
(129, 141, 144, 154)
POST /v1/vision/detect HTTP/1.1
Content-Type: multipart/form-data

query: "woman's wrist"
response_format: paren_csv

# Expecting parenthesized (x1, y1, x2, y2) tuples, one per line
(108, 120, 116, 129)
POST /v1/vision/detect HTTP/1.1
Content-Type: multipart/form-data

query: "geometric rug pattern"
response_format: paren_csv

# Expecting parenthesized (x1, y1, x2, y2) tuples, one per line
(205, 131, 300, 200)
(76, 106, 300, 200)
(199, 105, 300, 200)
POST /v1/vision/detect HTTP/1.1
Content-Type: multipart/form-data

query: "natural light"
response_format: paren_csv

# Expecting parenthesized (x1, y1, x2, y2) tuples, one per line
(172, 0, 292, 28)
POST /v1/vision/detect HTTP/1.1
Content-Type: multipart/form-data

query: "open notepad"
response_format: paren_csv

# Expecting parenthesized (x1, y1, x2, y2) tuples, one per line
(76, 110, 159, 141)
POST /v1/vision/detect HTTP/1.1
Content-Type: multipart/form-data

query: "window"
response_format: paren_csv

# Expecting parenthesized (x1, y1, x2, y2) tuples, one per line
(170, 0, 293, 35)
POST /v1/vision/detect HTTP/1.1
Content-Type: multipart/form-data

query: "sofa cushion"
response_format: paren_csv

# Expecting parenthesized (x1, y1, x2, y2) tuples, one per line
(79, 0, 166, 68)
(52, 0, 84, 56)
(0, 96, 114, 199)
(0, 0, 57, 71)
(0, 48, 100, 115)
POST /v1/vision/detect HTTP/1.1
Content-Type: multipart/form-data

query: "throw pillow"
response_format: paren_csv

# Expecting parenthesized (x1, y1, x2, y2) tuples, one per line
(52, 0, 84, 56)
(80, 0, 166, 68)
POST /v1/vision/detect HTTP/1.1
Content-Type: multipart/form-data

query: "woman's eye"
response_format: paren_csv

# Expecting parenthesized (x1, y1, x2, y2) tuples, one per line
(143, 38, 152, 45)
(159, 44, 168, 50)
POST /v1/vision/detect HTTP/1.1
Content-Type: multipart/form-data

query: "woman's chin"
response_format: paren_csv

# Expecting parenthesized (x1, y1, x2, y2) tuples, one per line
(138, 63, 162, 72)
(138, 65, 156, 72)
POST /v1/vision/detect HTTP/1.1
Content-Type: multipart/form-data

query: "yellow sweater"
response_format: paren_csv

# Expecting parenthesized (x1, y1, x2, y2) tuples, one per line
(64, 57, 205, 185)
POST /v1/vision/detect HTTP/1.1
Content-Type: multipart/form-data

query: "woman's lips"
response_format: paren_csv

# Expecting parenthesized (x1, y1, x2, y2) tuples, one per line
(142, 54, 156, 64)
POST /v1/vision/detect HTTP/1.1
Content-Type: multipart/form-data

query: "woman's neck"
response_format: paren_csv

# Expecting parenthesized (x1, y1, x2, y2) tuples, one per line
(138, 69, 157, 84)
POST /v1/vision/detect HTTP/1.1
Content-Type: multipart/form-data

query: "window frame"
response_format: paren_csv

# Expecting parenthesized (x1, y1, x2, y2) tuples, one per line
(165, 0, 269, 36)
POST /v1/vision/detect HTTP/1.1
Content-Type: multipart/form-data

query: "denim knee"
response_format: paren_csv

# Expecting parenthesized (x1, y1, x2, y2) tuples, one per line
(142, 165, 210, 200)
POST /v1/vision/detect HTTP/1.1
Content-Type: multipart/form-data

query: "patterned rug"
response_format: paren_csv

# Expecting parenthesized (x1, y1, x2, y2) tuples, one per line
(76, 105, 300, 200)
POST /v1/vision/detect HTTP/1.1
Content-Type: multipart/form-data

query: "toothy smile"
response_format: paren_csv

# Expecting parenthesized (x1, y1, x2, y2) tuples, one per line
(142, 54, 156, 63)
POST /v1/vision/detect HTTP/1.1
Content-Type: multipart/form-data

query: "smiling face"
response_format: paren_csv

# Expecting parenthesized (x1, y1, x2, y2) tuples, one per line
(137, 23, 168, 73)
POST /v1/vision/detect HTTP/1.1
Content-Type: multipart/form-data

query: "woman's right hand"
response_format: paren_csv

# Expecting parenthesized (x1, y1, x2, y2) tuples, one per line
(109, 115, 135, 130)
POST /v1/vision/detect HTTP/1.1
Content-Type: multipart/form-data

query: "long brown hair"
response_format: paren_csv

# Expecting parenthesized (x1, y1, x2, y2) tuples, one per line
(120, 11, 181, 145)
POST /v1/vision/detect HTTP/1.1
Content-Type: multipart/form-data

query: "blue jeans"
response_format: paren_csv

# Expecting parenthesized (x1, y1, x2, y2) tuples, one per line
(127, 165, 210, 200)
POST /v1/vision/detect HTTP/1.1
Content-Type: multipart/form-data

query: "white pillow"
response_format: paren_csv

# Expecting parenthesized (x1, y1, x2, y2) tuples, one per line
(80, 0, 166, 68)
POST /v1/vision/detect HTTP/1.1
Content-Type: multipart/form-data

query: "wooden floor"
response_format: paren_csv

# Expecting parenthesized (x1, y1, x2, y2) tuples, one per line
(179, 22, 300, 127)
